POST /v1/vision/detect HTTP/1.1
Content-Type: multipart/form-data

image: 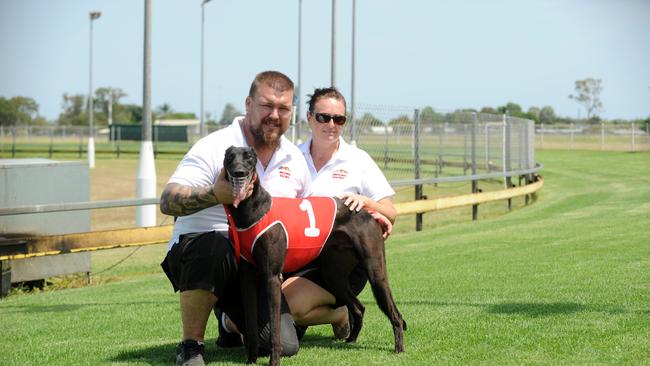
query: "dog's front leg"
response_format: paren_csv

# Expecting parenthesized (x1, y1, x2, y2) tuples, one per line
(240, 261, 259, 364)
(267, 272, 283, 366)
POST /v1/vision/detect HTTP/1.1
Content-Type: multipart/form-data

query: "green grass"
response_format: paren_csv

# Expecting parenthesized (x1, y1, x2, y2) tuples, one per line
(1, 149, 649, 365)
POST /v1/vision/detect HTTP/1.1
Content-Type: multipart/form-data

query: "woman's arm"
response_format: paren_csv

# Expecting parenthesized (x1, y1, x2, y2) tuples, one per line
(338, 194, 397, 224)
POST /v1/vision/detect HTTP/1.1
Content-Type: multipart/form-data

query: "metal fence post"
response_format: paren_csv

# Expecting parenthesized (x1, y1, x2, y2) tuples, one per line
(413, 108, 423, 231)
(463, 123, 468, 175)
(471, 112, 478, 220)
(570, 122, 574, 149)
(438, 121, 446, 178)
(383, 122, 388, 170)
(0, 260, 11, 298)
(153, 125, 158, 158)
(540, 122, 544, 149)
(49, 126, 54, 158)
(631, 122, 635, 152)
(601, 122, 605, 150)
(116, 126, 121, 159)
(78, 129, 83, 158)
(485, 123, 490, 173)
(11, 127, 16, 158)
(504, 114, 512, 211)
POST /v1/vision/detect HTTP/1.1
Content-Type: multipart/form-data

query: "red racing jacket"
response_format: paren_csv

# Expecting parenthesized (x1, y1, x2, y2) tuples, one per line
(226, 196, 337, 273)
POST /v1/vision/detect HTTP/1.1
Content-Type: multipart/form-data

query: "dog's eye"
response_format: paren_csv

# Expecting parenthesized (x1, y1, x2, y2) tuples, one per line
(225, 154, 234, 163)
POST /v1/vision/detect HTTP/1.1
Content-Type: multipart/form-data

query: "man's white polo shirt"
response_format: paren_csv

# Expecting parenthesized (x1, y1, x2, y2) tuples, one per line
(167, 117, 311, 249)
(298, 137, 394, 200)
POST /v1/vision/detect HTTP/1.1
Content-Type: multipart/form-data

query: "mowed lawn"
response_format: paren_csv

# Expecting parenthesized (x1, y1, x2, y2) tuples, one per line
(1, 149, 649, 365)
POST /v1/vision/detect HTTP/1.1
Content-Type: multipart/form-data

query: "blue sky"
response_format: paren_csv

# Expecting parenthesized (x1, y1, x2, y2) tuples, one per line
(1, 0, 649, 121)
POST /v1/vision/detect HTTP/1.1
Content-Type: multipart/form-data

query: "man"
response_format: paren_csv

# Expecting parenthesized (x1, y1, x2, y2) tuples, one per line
(160, 71, 309, 366)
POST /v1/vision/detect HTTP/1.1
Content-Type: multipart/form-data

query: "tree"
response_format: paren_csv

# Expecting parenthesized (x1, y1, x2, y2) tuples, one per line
(526, 106, 541, 123)
(539, 106, 556, 124)
(96, 87, 127, 118)
(569, 78, 603, 120)
(356, 112, 384, 132)
(388, 114, 412, 134)
(219, 103, 242, 125)
(58, 87, 132, 126)
(118, 104, 143, 123)
(57, 94, 87, 126)
(155, 102, 173, 118)
(0, 96, 40, 126)
(419, 106, 444, 125)
(497, 102, 524, 117)
(446, 109, 476, 124)
(480, 106, 497, 114)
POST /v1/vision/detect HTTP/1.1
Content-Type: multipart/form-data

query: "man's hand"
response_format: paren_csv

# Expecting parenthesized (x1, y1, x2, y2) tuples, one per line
(213, 169, 234, 205)
(160, 169, 236, 217)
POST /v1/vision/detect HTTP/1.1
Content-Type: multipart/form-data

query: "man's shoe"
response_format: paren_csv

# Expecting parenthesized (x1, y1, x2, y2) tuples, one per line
(215, 309, 243, 348)
(295, 325, 308, 341)
(176, 340, 205, 366)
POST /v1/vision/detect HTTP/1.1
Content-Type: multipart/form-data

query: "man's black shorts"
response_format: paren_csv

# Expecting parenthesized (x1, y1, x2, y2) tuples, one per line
(160, 231, 238, 298)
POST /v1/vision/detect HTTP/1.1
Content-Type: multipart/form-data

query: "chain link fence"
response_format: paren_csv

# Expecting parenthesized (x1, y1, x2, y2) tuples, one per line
(536, 122, 650, 151)
(1, 109, 542, 231)
(288, 105, 536, 183)
(1, 109, 538, 181)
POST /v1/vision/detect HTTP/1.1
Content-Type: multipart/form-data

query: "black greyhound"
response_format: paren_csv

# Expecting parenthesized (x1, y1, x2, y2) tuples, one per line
(223, 146, 406, 366)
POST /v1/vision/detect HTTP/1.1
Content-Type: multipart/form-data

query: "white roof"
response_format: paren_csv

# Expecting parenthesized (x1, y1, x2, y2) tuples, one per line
(154, 119, 200, 126)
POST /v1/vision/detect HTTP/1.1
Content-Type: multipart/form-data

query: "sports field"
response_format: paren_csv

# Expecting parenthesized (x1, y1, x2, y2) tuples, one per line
(1, 149, 649, 365)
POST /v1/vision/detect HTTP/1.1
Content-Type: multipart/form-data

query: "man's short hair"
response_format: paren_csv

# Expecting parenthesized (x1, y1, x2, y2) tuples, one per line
(306, 87, 347, 112)
(249, 71, 294, 99)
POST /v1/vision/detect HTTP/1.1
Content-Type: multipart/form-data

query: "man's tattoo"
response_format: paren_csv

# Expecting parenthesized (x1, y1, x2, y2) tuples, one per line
(160, 183, 219, 216)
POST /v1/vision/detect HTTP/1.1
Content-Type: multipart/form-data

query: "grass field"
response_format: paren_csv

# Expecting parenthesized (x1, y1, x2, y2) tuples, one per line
(1, 149, 649, 365)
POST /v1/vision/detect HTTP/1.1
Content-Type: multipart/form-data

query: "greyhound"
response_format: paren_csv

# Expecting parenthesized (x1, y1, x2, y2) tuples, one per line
(223, 146, 406, 366)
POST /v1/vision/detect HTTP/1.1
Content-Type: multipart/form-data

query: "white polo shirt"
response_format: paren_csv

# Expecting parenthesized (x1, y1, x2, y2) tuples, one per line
(298, 137, 394, 201)
(167, 117, 311, 249)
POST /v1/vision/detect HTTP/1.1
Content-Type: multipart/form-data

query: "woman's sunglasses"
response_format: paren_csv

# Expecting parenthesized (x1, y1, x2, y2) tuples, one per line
(313, 112, 347, 125)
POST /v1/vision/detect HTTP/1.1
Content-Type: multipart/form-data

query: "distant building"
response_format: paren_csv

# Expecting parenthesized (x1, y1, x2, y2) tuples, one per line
(155, 119, 200, 136)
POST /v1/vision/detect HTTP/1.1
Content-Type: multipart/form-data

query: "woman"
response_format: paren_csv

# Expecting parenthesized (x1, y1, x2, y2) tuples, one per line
(283, 87, 397, 339)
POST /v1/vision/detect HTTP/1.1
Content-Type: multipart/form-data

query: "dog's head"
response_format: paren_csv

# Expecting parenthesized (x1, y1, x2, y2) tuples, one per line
(224, 146, 258, 207)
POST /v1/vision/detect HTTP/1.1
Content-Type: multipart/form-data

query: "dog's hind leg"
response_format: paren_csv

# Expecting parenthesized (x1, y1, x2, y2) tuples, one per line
(362, 236, 406, 353)
(318, 232, 366, 343)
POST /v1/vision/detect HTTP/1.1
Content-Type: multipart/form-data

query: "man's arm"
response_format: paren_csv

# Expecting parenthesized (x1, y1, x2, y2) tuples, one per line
(160, 169, 234, 217)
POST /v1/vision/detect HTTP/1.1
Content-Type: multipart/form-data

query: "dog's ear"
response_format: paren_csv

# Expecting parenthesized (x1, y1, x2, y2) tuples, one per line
(244, 147, 257, 163)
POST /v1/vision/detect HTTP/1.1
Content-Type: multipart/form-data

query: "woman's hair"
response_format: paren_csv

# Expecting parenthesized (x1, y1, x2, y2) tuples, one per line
(306, 87, 347, 112)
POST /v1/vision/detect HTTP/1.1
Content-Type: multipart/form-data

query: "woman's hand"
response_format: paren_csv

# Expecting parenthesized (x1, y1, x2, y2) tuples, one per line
(337, 193, 367, 212)
(368, 210, 393, 239)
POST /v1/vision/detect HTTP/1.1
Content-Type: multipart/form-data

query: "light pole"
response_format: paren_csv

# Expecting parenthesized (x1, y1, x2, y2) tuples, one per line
(331, 0, 336, 87)
(88, 11, 101, 169)
(136, 0, 157, 227)
(296, 0, 303, 143)
(350, 0, 356, 145)
(200, 0, 212, 138)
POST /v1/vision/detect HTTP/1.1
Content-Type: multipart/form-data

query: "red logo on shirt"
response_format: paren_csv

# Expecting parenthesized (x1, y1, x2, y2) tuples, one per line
(279, 166, 291, 179)
(332, 169, 347, 179)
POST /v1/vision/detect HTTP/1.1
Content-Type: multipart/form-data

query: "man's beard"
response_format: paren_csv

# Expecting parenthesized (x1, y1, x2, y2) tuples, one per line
(249, 117, 282, 150)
